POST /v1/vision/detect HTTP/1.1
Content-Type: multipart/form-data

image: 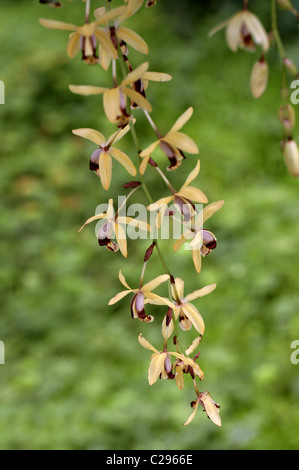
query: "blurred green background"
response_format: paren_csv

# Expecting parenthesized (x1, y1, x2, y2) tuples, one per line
(1, 0, 299, 450)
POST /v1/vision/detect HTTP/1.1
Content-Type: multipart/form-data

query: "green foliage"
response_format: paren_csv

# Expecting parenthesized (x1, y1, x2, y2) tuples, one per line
(0, 0, 299, 450)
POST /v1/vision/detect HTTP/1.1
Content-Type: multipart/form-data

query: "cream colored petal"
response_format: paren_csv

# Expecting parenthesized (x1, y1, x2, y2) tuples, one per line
(122, 87, 152, 112)
(118, 217, 151, 232)
(201, 200, 225, 225)
(78, 214, 106, 232)
(117, 27, 148, 54)
(170, 107, 193, 132)
(108, 121, 134, 145)
(142, 72, 172, 82)
(182, 303, 205, 335)
(139, 154, 150, 175)
(147, 196, 173, 210)
(139, 140, 160, 157)
(138, 333, 158, 353)
(173, 235, 187, 252)
(145, 292, 176, 310)
(163, 131, 199, 154)
(99, 46, 112, 71)
(189, 230, 202, 250)
(142, 274, 170, 293)
(117, 0, 144, 24)
(121, 62, 149, 87)
(162, 314, 174, 340)
(103, 88, 121, 123)
(192, 249, 202, 274)
(185, 336, 202, 356)
(250, 60, 269, 99)
(113, 222, 127, 258)
(208, 17, 232, 38)
(72, 128, 106, 145)
(69, 85, 108, 96)
(67, 32, 81, 59)
(184, 284, 217, 302)
(99, 152, 112, 191)
(94, 7, 106, 20)
(181, 160, 201, 189)
(226, 13, 243, 52)
(94, 5, 126, 25)
(118, 270, 131, 290)
(183, 400, 199, 426)
(244, 12, 269, 52)
(108, 290, 131, 305)
(202, 395, 222, 427)
(39, 18, 76, 31)
(171, 277, 185, 300)
(148, 352, 167, 385)
(178, 186, 208, 204)
(109, 147, 137, 176)
(106, 198, 115, 221)
(175, 365, 185, 390)
(94, 29, 117, 59)
(170, 352, 204, 380)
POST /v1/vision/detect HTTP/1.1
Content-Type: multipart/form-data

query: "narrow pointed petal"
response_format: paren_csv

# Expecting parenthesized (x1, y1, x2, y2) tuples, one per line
(182, 303, 205, 335)
(170, 107, 194, 132)
(121, 62, 149, 87)
(117, 217, 152, 232)
(109, 147, 137, 176)
(170, 352, 204, 380)
(183, 400, 199, 426)
(171, 277, 184, 300)
(94, 29, 118, 59)
(99, 152, 112, 191)
(67, 32, 81, 58)
(94, 5, 126, 25)
(178, 186, 208, 204)
(103, 88, 121, 123)
(163, 131, 199, 154)
(181, 160, 201, 189)
(208, 18, 231, 38)
(122, 87, 152, 112)
(78, 214, 106, 232)
(201, 200, 225, 225)
(173, 234, 187, 252)
(117, 27, 149, 54)
(185, 284, 217, 302)
(243, 12, 269, 52)
(118, 270, 132, 290)
(39, 18, 76, 31)
(148, 352, 167, 385)
(185, 336, 202, 356)
(147, 196, 173, 210)
(72, 128, 106, 145)
(145, 293, 176, 310)
(139, 140, 160, 157)
(108, 290, 132, 305)
(202, 396, 222, 427)
(225, 14, 243, 52)
(139, 154, 150, 175)
(175, 365, 185, 390)
(114, 222, 127, 258)
(138, 333, 158, 353)
(69, 85, 108, 96)
(189, 230, 202, 250)
(142, 71, 172, 82)
(192, 249, 202, 274)
(142, 274, 170, 292)
(108, 121, 134, 145)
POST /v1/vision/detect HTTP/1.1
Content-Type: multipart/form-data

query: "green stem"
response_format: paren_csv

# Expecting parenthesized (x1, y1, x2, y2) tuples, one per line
(271, 0, 287, 60)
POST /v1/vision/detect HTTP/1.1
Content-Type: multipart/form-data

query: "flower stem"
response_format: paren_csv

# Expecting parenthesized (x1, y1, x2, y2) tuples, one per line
(271, 0, 286, 60)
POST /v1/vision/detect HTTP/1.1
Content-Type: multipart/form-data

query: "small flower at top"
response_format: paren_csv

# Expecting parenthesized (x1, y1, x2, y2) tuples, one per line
(69, 62, 152, 125)
(140, 107, 199, 172)
(72, 122, 137, 191)
(174, 200, 224, 273)
(209, 8, 269, 53)
(108, 271, 175, 322)
(183, 391, 221, 427)
(39, 5, 126, 64)
(78, 199, 151, 258)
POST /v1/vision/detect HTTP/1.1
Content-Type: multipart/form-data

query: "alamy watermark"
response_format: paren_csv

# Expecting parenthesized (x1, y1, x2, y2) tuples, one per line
(291, 80, 299, 105)
(290, 340, 299, 365)
(0, 81, 4, 105)
(0, 341, 5, 365)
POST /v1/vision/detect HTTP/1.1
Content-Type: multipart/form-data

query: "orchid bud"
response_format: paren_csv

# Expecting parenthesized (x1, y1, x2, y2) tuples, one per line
(284, 57, 298, 77)
(250, 59, 269, 99)
(283, 139, 299, 177)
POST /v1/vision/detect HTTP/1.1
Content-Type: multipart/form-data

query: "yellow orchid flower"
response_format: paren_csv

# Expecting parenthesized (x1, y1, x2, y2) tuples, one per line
(209, 8, 269, 53)
(138, 334, 204, 385)
(170, 278, 216, 335)
(148, 160, 208, 225)
(69, 62, 152, 124)
(39, 6, 126, 64)
(108, 271, 175, 322)
(78, 199, 151, 258)
(140, 107, 199, 172)
(183, 392, 221, 427)
(72, 123, 137, 191)
(174, 200, 224, 273)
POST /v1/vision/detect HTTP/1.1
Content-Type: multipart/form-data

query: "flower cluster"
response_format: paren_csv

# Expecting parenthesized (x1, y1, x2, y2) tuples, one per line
(39, 0, 223, 427)
(209, 0, 299, 177)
